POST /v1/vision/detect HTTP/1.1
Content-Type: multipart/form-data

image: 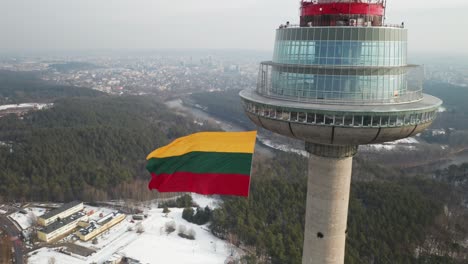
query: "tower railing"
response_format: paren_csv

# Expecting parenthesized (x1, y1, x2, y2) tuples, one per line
(277, 23, 404, 29)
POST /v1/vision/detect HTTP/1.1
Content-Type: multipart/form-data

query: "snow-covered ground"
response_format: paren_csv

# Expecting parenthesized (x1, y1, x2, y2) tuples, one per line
(9, 207, 46, 230)
(363, 137, 419, 152)
(0, 103, 52, 111)
(28, 195, 235, 264)
(0, 141, 11, 146)
(257, 135, 308, 157)
(432, 129, 446, 136)
(120, 207, 232, 264)
(258, 133, 421, 155)
(191, 194, 221, 209)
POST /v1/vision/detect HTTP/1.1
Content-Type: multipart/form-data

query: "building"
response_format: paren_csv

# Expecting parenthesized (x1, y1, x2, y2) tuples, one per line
(37, 212, 88, 242)
(76, 212, 126, 241)
(105, 254, 124, 264)
(132, 214, 144, 221)
(239, 1, 442, 263)
(38, 201, 84, 227)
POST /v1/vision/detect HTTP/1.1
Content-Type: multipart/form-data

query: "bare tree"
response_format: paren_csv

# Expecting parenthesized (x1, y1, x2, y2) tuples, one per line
(27, 211, 38, 226)
(187, 228, 196, 240)
(212, 241, 217, 252)
(178, 224, 187, 236)
(165, 221, 176, 234)
(136, 222, 145, 234)
(48, 256, 56, 264)
(225, 233, 239, 257)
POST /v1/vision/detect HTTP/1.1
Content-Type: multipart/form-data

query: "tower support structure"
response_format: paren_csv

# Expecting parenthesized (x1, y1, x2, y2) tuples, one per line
(303, 144, 357, 264)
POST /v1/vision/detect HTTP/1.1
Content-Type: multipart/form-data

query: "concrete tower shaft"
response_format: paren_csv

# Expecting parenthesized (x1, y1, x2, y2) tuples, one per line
(302, 144, 357, 264)
(239, 1, 441, 263)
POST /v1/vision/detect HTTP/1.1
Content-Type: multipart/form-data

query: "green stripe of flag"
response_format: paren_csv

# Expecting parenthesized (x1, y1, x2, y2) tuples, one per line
(146, 151, 253, 176)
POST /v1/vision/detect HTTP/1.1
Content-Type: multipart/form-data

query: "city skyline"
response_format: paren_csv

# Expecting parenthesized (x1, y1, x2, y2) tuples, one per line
(1, 0, 467, 55)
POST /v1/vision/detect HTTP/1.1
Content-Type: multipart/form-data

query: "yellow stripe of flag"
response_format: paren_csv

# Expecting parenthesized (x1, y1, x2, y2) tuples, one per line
(146, 131, 257, 159)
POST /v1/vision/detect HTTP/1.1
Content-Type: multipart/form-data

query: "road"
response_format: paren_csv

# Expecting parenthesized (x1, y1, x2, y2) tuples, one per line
(0, 212, 24, 264)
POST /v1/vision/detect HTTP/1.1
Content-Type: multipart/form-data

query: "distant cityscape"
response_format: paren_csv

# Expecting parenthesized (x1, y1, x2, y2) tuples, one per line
(0, 53, 265, 98)
(0, 53, 467, 101)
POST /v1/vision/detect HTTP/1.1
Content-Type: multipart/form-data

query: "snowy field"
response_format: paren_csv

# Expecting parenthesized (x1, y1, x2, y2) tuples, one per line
(28, 195, 235, 264)
(120, 207, 232, 264)
(192, 194, 221, 209)
(258, 133, 422, 155)
(9, 207, 46, 230)
(363, 137, 420, 151)
(257, 134, 308, 157)
(0, 103, 52, 111)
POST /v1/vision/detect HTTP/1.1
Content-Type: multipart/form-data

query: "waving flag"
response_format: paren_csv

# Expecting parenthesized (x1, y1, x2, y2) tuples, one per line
(146, 131, 257, 197)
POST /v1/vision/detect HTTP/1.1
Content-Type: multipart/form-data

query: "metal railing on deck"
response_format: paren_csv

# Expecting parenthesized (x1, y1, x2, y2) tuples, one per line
(278, 23, 404, 29)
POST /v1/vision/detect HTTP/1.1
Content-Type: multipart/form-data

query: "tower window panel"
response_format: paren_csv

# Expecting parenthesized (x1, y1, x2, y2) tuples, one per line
(355, 116, 363, 127)
(291, 112, 298, 121)
(363, 116, 372, 127)
(389, 116, 397, 126)
(381, 116, 389, 127)
(316, 114, 325, 124)
(307, 113, 316, 123)
(410, 114, 416, 124)
(420, 112, 426, 122)
(280, 111, 290, 120)
(335, 115, 344, 126)
(276, 109, 282, 118)
(252, 105, 257, 114)
(403, 113, 411, 125)
(325, 115, 334, 125)
(372, 116, 381, 127)
(298, 112, 306, 123)
(344, 115, 353, 126)
(416, 113, 423, 124)
(268, 108, 276, 118)
(396, 115, 404, 126)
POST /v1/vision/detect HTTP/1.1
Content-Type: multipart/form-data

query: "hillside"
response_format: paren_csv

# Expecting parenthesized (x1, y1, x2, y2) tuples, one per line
(0, 94, 214, 202)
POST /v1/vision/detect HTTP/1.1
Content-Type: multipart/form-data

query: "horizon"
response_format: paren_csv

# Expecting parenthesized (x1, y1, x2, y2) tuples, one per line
(1, 0, 467, 55)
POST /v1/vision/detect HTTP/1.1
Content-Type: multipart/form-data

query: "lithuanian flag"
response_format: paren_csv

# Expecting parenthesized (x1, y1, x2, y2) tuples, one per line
(146, 131, 257, 197)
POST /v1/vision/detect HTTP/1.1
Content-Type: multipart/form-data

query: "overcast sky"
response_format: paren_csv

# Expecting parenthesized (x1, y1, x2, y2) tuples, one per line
(1, 0, 467, 55)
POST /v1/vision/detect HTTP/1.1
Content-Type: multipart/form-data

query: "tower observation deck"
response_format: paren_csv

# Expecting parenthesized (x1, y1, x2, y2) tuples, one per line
(239, 1, 442, 263)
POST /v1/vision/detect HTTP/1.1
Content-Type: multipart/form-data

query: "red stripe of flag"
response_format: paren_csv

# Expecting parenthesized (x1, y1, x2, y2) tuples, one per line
(149, 172, 251, 197)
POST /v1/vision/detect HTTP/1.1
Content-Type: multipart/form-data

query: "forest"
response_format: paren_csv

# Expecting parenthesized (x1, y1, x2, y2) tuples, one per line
(1, 71, 466, 263)
(210, 152, 466, 264)
(0, 72, 213, 201)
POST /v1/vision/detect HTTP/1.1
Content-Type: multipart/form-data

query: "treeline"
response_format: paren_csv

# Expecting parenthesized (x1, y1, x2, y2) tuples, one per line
(0, 95, 212, 202)
(0, 70, 103, 104)
(210, 152, 462, 264)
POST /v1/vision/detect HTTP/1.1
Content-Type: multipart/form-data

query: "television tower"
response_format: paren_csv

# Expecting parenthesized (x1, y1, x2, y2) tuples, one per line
(240, 0, 442, 263)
